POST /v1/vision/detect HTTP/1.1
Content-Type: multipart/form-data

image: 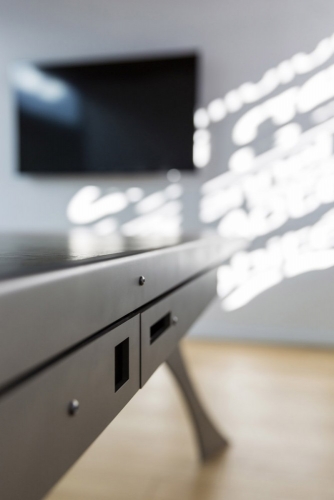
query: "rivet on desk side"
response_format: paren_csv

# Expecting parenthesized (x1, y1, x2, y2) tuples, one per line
(68, 399, 80, 416)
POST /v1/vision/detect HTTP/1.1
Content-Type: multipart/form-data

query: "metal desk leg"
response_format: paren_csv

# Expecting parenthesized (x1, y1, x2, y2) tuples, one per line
(166, 345, 228, 461)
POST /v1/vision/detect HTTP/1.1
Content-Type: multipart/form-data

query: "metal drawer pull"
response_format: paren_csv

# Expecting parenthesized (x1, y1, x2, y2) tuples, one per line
(150, 312, 171, 344)
(115, 338, 130, 392)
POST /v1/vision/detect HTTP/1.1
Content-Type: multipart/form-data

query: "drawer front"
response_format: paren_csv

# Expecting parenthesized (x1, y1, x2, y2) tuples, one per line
(141, 269, 216, 386)
(0, 316, 139, 500)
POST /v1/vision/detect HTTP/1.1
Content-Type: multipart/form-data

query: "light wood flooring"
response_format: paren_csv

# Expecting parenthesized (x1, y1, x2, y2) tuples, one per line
(46, 340, 334, 500)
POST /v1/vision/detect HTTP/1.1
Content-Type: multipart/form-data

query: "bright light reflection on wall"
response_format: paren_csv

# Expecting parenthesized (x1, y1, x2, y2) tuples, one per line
(193, 129, 211, 168)
(67, 186, 128, 224)
(125, 187, 144, 203)
(219, 209, 334, 310)
(200, 31, 334, 311)
(67, 181, 184, 238)
(203, 34, 334, 125)
(121, 201, 182, 237)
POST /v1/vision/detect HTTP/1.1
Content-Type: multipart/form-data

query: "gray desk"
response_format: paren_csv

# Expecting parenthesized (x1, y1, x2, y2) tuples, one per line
(0, 233, 244, 499)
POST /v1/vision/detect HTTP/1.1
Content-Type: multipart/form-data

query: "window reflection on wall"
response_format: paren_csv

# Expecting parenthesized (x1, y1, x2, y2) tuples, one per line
(67, 180, 183, 238)
(200, 32, 334, 310)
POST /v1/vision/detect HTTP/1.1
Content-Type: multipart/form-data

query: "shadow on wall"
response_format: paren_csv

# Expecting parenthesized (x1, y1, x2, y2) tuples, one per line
(67, 33, 334, 312)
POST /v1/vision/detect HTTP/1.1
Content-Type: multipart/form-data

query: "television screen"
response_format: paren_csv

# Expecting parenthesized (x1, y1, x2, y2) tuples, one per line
(12, 53, 198, 174)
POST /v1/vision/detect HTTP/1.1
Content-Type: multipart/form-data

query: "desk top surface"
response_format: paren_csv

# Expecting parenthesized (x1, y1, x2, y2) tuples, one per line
(0, 232, 193, 281)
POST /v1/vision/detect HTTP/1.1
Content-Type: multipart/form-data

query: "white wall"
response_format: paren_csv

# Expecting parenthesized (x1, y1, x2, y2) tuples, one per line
(1, 0, 334, 344)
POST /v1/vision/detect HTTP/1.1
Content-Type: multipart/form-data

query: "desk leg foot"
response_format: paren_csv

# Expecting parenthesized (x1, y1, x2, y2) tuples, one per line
(166, 345, 228, 462)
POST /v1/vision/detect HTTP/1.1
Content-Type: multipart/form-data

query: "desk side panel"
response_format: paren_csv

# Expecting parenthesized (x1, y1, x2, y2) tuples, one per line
(140, 269, 217, 386)
(0, 316, 139, 500)
(0, 238, 243, 388)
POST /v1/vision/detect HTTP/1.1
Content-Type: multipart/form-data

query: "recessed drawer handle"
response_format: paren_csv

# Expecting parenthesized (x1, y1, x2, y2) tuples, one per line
(150, 312, 171, 344)
(115, 338, 130, 392)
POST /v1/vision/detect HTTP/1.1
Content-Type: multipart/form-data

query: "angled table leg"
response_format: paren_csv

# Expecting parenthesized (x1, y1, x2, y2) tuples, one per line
(166, 344, 229, 462)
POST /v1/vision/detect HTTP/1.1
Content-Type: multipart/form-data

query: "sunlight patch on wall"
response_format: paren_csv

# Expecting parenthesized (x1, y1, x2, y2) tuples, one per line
(219, 210, 334, 310)
(193, 129, 211, 168)
(67, 186, 128, 225)
(67, 179, 183, 238)
(200, 31, 334, 311)
(202, 34, 334, 126)
(121, 200, 182, 238)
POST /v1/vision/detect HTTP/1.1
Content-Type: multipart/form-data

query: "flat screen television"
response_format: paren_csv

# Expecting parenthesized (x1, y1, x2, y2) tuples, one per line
(12, 53, 198, 174)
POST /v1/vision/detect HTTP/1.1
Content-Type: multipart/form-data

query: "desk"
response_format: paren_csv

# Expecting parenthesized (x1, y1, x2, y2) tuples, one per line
(0, 233, 244, 500)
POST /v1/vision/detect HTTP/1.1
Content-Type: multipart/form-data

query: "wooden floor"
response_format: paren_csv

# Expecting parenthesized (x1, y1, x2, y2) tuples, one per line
(46, 340, 334, 500)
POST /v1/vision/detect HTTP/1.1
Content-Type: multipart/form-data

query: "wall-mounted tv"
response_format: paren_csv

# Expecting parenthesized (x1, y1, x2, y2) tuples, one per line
(12, 53, 198, 175)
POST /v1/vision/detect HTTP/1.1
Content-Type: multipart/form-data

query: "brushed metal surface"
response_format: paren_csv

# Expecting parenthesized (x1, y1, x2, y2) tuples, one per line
(0, 316, 140, 500)
(167, 345, 228, 461)
(0, 237, 244, 388)
(140, 269, 217, 386)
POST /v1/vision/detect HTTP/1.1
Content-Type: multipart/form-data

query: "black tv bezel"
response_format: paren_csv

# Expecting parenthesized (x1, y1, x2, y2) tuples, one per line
(13, 51, 199, 177)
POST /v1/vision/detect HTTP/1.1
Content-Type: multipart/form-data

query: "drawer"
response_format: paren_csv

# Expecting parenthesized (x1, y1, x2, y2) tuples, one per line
(0, 316, 140, 500)
(140, 269, 216, 386)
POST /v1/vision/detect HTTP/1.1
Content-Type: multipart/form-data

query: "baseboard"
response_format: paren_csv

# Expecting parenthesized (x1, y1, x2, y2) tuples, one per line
(189, 320, 334, 347)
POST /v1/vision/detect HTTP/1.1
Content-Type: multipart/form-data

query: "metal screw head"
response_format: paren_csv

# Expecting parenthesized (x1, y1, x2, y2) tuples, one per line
(68, 399, 80, 416)
(172, 316, 178, 325)
(139, 275, 146, 286)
